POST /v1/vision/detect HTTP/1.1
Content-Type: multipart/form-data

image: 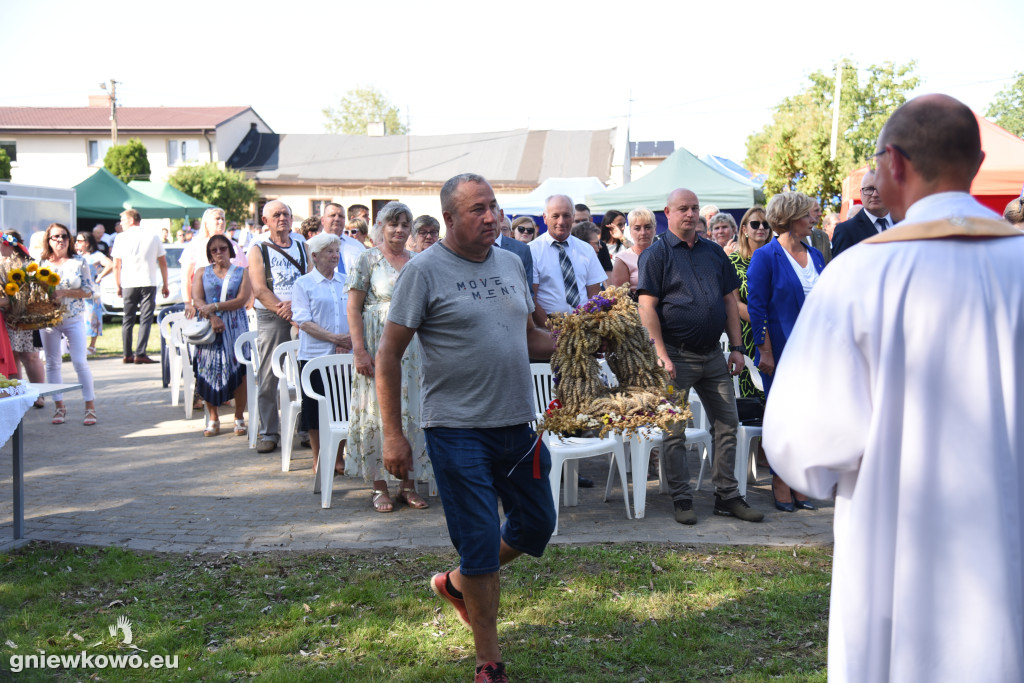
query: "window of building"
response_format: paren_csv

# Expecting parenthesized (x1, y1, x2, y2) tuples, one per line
(371, 199, 398, 225)
(168, 139, 200, 166)
(87, 139, 112, 166)
(309, 199, 332, 217)
(0, 141, 16, 163)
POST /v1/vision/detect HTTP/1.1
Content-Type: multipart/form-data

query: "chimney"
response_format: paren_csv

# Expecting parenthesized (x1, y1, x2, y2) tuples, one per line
(88, 95, 109, 108)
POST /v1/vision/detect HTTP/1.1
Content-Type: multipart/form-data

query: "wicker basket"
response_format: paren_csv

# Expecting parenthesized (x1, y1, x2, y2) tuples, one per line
(8, 300, 65, 330)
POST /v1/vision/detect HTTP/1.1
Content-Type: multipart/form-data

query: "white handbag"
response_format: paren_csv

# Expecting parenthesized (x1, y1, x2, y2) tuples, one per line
(182, 266, 235, 345)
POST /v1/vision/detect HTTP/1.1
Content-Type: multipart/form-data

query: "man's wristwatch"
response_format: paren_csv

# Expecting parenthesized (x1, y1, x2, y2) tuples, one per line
(730, 345, 744, 353)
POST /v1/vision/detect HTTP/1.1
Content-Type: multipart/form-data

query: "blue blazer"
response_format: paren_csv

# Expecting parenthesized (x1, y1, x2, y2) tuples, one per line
(496, 235, 533, 290)
(746, 239, 825, 390)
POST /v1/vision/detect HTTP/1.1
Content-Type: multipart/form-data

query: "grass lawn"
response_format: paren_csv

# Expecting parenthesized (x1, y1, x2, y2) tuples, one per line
(91, 321, 161, 359)
(0, 542, 830, 681)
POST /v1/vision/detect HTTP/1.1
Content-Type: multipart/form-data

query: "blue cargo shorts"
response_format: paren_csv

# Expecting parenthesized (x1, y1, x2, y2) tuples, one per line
(425, 424, 556, 575)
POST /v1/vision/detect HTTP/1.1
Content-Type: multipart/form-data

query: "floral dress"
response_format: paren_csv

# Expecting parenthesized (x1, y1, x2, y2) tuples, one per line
(729, 250, 765, 400)
(82, 252, 107, 338)
(190, 266, 248, 406)
(345, 248, 429, 486)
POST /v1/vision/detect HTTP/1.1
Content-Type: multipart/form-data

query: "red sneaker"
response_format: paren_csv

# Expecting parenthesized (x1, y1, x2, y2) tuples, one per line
(475, 661, 509, 683)
(430, 571, 471, 629)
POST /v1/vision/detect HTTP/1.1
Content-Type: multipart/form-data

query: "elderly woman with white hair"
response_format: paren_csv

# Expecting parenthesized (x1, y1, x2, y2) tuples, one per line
(609, 206, 657, 294)
(183, 207, 247, 316)
(346, 201, 431, 512)
(292, 231, 353, 476)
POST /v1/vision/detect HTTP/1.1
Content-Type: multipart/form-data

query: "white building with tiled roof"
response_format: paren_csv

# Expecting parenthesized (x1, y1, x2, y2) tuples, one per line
(0, 99, 273, 188)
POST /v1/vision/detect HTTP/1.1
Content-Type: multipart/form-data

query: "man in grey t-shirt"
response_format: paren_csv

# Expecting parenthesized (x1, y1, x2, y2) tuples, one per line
(377, 173, 555, 683)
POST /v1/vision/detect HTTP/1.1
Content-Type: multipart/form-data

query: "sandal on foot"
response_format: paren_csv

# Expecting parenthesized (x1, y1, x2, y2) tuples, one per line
(396, 486, 429, 510)
(203, 421, 220, 437)
(87, 346, 96, 355)
(83, 409, 97, 426)
(52, 407, 67, 425)
(371, 489, 394, 513)
(33, 397, 45, 409)
(233, 419, 247, 436)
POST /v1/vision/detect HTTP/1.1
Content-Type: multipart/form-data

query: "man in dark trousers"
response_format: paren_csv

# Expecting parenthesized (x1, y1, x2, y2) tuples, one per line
(831, 170, 896, 257)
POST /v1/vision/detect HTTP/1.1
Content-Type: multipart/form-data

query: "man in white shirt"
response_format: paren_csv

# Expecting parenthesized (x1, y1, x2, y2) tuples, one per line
(528, 194, 605, 328)
(320, 202, 365, 276)
(765, 94, 1024, 683)
(112, 208, 168, 364)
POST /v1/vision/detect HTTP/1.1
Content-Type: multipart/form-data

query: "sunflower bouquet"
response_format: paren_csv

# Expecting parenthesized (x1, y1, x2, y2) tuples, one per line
(538, 285, 691, 438)
(0, 259, 64, 330)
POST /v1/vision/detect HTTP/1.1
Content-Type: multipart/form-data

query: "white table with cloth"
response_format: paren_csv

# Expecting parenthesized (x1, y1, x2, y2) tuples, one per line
(2, 383, 81, 541)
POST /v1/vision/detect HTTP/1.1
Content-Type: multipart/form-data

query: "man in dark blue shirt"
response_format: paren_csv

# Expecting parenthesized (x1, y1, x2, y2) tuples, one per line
(637, 188, 764, 525)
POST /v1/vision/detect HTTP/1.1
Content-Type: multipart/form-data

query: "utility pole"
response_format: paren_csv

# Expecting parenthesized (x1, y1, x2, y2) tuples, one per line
(623, 90, 633, 184)
(100, 79, 120, 146)
(829, 62, 842, 161)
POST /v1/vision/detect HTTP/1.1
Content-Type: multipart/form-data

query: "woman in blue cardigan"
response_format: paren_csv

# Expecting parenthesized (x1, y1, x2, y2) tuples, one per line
(747, 191, 826, 511)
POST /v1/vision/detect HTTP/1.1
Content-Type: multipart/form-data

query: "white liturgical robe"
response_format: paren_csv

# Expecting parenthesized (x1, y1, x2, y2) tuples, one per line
(764, 192, 1024, 683)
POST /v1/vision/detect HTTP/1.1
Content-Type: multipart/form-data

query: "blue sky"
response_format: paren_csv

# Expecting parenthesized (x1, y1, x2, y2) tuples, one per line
(6, 0, 1022, 163)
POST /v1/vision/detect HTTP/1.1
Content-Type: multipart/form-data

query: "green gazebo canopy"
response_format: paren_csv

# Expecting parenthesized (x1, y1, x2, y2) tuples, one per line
(128, 180, 216, 220)
(73, 168, 185, 220)
(586, 146, 765, 212)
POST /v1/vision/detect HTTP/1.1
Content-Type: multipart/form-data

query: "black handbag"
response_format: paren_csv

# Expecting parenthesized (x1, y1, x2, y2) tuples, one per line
(735, 397, 765, 424)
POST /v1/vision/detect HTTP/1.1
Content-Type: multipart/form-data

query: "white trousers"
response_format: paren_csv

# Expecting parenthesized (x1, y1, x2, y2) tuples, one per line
(40, 315, 96, 402)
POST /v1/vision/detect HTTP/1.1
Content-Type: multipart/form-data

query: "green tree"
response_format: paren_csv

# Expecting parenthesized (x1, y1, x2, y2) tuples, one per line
(103, 138, 151, 183)
(0, 149, 10, 181)
(745, 61, 919, 209)
(985, 71, 1024, 138)
(323, 85, 408, 135)
(168, 163, 259, 222)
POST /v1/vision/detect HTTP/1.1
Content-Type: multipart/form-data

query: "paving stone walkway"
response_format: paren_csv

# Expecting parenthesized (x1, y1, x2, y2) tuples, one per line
(1, 357, 833, 554)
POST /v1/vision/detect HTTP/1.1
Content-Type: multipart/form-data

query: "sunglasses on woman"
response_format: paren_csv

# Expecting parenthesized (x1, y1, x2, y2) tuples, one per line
(516, 227, 535, 235)
(343, 229, 361, 236)
(747, 221, 768, 230)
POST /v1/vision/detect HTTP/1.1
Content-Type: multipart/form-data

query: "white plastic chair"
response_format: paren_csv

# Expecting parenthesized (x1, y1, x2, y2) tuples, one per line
(597, 362, 713, 519)
(163, 316, 198, 419)
(271, 340, 303, 472)
(733, 355, 765, 493)
(160, 311, 186, 407)
(530, 363, 630, 535)
(301, 354, 355, 509)
(605, 391, 713, 519)
(233, 330, 260, 450)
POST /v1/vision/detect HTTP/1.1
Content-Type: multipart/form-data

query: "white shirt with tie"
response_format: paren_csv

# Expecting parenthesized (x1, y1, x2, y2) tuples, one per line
(529, 232, 606, 314)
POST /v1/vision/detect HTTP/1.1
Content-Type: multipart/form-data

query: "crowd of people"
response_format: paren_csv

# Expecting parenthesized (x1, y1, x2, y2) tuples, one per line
(2, 92, 1023, 683)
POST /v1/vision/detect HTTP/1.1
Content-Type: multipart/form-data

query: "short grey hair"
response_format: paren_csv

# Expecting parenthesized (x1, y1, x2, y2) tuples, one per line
(708, 212, 737, 233)
(412, 214, 441, 234)
(370, 201, 413, 244)
(570, 221, 600, 242)
(544, 194, 574, 214)
(306, 231, 340, 255)
(440, 173, 488, 215)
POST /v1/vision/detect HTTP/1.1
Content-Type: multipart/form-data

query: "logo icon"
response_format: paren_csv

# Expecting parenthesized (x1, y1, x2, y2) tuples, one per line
(108, 616, 133, 645)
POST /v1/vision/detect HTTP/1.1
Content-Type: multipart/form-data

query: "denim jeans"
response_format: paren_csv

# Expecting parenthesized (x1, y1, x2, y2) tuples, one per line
(425, 424, 555, 575)
(662, 345, 740, 501)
